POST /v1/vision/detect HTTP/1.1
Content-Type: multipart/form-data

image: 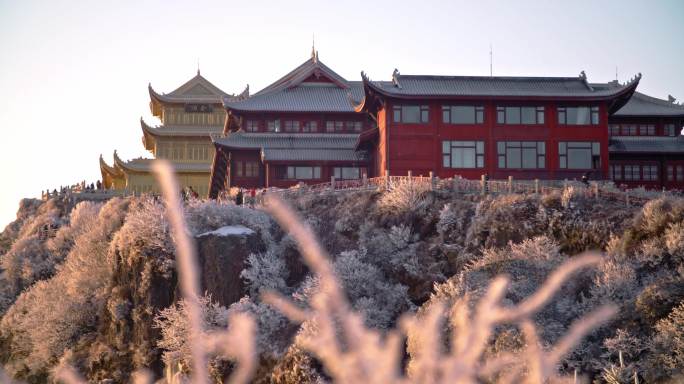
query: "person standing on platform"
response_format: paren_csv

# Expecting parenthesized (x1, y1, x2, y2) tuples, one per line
(236, 189, 244, 206)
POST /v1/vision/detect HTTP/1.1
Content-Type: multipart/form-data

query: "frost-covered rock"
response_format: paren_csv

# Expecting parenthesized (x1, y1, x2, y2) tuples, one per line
(195, 223, 266, 307)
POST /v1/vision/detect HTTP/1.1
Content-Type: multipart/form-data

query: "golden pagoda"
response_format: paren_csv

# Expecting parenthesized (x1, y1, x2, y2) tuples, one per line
(100, 70, 247, 197)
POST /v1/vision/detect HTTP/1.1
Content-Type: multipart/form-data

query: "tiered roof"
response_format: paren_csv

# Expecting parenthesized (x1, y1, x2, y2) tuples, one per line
(609, 136, 684, 154)
(148, 70, 247, 116)
(357, 70, 641, 114)
(614, 92, 684, 117)
(140, 118, 224, 151)
(99, 151, 210, 176)
(212, 132, 368, 162)
(223, 53, 362, 113)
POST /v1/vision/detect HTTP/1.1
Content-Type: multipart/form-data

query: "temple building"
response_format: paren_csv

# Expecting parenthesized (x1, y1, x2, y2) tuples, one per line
(207, 58, 684, 196)
(100, 71, 246, 196)
(603, 85, 684, 189)
(208, 51, 373, 197)
(354, 70, 640, 182)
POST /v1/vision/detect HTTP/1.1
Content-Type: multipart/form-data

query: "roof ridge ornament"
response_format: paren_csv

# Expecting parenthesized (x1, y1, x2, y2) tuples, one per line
(392, 68, 401, 89)
(669, 95, 677, 104)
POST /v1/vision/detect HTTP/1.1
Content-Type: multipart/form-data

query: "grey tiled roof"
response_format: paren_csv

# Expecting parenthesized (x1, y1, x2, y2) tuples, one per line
(112, 151, 211, 173)
(141, 119, 223, 137)
(365, 73, 641, 98)
(224, 56, 362, 112)
(609, 136, 684, 153)
(149, 72, 243, 104)
(224, 83, 363, 112)
(213, 132, 368, 162)
(613, 92, 684, 117)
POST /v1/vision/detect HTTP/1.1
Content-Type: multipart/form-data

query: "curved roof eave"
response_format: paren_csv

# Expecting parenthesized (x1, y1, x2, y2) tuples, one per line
(359, 71, 642, 103)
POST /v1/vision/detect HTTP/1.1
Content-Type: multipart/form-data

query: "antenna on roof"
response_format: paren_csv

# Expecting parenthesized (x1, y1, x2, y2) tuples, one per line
(615, 66, 618, 82)
(197, 58, 200, 76)
(489, 43, 493, 77)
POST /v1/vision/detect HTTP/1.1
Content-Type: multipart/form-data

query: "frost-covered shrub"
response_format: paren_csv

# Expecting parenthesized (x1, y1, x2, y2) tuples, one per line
(154, 294, 229, 376)
(269, 345, 325, 384)
(635, 197, 684, 238)
(0, 198, 129, 379)
(47, 201, 102, 261)
(601, 329, 644, 364)
(377, 179, 432, 216)
(436, 201, 474, 245)
(466, 194, 543, 249)
(111, 197, 173, 266)
(332, 250, 413, 328)
(643, 302, 684, 381)
(241, 251, 290, 298)
(228, 297, 291, 357)
(0, 235, 53, 293)
(664, 221, 684, 263)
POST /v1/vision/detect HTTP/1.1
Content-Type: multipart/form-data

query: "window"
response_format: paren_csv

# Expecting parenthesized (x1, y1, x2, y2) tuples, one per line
(188, 144, 208, 161)
(246, 120, 260, 132)
(609, 124, 620, 136)
(442, 141, 484, 168)
(496, 106, 544, 125)
(171, 143, 185, 160)
(393, 105, 429, 123)
(610, 165, 622, 180)
(245, 162, 259, 177)
(679, 165, 684, 182)
(442, 105, 484, 124)
(345, 121, 363, 132)
(234, 161, 243, 177)
(284, 120, 300, 132)
(643, 165, 658, 181)
(333, 167, 362, 179)
(285, 166, 321, 180)
(670, 165, 684, 182)
(156, 142, 172, 159)
(620, 125, 637, 136)
(624, 165, 640, 181)
(497, 141, 546, 169)
(639, 125, 655, 135)
(326, 121, 345, 132)
(302, 121, 318, 132)
(558, 142, 600, 169)
(267, 120, 281, 132)
(557, 106, 599, 125)
(664, 124, 677, 136)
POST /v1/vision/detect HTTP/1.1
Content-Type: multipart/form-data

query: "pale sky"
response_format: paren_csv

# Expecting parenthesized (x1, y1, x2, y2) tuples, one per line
(1, 0, 683, 229)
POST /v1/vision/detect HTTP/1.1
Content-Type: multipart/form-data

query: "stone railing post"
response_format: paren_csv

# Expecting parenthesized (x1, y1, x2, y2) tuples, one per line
(429, 171, 435, 190)
(330, 176, 336, 190)
(481, 175, 487, 195)
(626, 191, 630, 206)
(534, 179, 540, 194)
(362, 172, 368, 187)
(508, 176, 513, 193)
(385, 171, 390, 190)
(407, 170, 412, 184)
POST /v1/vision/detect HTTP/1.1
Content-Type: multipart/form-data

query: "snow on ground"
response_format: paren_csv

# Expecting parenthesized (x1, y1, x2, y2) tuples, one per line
(197, 225, 255, 237)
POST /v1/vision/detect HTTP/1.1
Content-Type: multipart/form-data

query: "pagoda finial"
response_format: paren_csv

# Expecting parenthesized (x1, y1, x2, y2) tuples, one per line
(311, 33, 319, 63)
(579, 70, 587, 80)
(669, 95, 677, 104)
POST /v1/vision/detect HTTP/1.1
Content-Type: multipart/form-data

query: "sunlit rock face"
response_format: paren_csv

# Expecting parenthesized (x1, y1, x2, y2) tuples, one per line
(196, 225, 265, 307)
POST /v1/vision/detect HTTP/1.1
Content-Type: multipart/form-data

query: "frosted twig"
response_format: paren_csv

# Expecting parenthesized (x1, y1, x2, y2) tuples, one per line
(52, 365, 87, 384)
(153, 160, 207, 384)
